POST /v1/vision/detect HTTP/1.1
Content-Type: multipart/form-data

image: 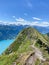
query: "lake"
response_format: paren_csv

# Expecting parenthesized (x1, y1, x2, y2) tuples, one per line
(0, 39, 15, 55)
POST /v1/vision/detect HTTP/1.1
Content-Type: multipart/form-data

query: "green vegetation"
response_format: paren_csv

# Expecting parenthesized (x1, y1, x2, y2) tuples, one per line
(0, 27, 49, 65)
(0, 52, 18, 65)
(35, 59, 40, 65)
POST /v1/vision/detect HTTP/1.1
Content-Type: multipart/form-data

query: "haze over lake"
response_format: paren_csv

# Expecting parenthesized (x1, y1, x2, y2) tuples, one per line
(0, 39, 14, 54)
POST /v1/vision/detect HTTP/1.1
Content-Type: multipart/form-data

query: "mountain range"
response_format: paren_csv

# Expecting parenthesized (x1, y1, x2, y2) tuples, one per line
(0, 27, 49, 65)
(0, 24, 49, 40)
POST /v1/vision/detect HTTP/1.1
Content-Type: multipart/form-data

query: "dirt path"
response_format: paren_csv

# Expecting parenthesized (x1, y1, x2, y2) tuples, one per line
(25, 53, 36, 65)
(25, 43, 46, 65)
(31, 44, 46, 61)
(12, 41, 46, 65)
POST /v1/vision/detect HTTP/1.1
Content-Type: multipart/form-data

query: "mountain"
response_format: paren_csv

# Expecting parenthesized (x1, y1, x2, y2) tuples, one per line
(0, 25, 27, 40)
(0, 24, 49, 40)
(34, 26, 49, 34)
(0, 27, 49, 65)
(47, 33, 49, 37)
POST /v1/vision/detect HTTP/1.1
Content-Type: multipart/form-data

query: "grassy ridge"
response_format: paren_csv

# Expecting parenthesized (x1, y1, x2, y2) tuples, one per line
(0, 27, 49, 65)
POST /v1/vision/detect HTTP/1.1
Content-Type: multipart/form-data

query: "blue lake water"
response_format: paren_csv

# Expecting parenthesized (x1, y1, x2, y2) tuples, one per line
(0, 39, 15, 55)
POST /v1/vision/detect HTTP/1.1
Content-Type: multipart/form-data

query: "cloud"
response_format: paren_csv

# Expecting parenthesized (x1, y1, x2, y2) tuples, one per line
(32, 17, 42, 21)
(16, 18, 25, 22)
(0, 18, 49, 27)
(14, 18, 49, 27)
(34, 22, 49, 27)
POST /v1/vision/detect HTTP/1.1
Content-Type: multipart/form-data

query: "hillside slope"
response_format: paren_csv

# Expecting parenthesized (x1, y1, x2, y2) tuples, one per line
(0, 27, 49, 65)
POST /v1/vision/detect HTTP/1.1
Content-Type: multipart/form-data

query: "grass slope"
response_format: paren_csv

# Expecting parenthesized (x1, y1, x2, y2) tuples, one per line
(0, 27, 49, 65)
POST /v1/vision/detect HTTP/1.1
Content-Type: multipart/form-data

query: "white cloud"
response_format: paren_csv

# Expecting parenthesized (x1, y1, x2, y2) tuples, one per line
(0, 18, 49, 27)
(34, 22, 49, 27)
(16, 18, 25, 22)
(32, 17, 42, 21)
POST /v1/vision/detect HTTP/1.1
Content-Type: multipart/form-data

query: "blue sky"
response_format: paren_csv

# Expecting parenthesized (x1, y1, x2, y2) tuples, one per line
(0, 0, 49, 27)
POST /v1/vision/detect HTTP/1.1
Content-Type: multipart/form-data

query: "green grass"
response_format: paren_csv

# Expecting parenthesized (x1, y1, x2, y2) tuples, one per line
(35, 59, 40, 65)
(0, 27, 49, 65)
(17, 40, 32, 53)
(0, 52, 18, 65)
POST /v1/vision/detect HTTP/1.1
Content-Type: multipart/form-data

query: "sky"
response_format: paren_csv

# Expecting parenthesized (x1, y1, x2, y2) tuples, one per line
(0, 0, 49, 27)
